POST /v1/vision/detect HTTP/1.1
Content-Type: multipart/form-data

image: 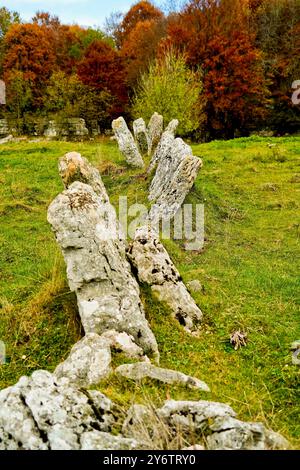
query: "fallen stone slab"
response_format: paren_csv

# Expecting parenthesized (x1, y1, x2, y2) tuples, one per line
(0, 370, 115, 450)
(133, 118, 149, 155)
(112, 117, 144, 168)
(115, 363, 210, 391)
(54, 333, 112, 387)
(59, 151, 108, 202)
(127, 226, 203, 333)
(48, 182, 159, 360)
(148, 112, 163, 155)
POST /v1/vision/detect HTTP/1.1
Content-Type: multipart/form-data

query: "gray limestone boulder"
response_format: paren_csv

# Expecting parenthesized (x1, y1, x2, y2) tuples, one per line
(133, 118, 149, 155)
(81, 431, 143, 450)
(54, 333, 112, 387)
(148, 119, 178, 173)
(100, 330, 145, 360)
(127, 226, 203, 333)
(58, 151, 108, 202)
(148, 112, 163, 155)
(0, 370, 115, 450)
(112, 117, 144, 168)
(48, 182, 159, 360)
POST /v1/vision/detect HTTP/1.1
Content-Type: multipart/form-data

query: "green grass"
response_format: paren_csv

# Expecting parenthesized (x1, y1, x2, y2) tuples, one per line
(0, 136, 299, 447)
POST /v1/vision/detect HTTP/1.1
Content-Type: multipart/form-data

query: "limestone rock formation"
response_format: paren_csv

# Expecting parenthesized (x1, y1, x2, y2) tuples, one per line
(149, 155, 202, 224)
(148, 136, 202, 224)
(148, 112, 163, 155)
(80, 431, 143, 450)
(112, 117, 144, 168)
(115, 363, 210, 391)
(158, 400, 289, 450)
(127, 226, 203, 332)
(0, 370, 115, 450)
(59, 151, 108, 202)
(101, 330, 145, 360)
(54, 333, 112, 387)
(148, 119, 179, 173)
(133, 118, 149, 155)
(48, 182, 159, 360)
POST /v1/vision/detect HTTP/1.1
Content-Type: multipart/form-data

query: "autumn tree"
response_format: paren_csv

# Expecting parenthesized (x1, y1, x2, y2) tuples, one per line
(0, 7, 20, 72)
(77, 39, 127, 116)
(116, 1, 163, 47)
(121, 18, 166, 86)
(255, 0, 300, 133)
(45, 71, 113, 130)
(133, 50, 203, 135)
(162, 0, 269, 138)
(5, 70, 32, 132)
(3, 23, 55, 107)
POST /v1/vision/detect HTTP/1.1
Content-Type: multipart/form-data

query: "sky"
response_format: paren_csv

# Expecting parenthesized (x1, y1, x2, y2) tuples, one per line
(1, 0, 139, 28)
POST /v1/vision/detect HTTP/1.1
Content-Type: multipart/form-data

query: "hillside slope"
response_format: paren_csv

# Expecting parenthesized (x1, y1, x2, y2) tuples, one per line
(0, 136, 299, 446)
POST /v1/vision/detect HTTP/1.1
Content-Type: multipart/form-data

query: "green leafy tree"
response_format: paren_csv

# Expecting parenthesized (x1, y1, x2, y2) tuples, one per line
(5, 70, 32, 132)
(132, 50, 203, 135)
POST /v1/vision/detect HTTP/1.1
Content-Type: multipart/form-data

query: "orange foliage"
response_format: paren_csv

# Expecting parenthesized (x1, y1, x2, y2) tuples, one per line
(77, 40, 128, 116)
(121, 18, 166, 86)
(116, 1, 163, 47)
(3, 23, 55, 99)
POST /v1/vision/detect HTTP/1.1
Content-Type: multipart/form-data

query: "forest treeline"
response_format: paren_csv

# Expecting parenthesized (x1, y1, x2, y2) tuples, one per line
(0, 0, 299, 140)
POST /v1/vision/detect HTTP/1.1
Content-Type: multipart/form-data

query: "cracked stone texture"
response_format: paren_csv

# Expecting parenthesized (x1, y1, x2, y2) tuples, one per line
(80, 431, 143, 450)
(112, 117, 144, 168)
(54, 333, 112, 387)
(133, 118, 149, 155)
(115, 363, 210, 391)
(148, 120, 178, 173)
(149, 154, 202, 225)
(206, 416, 289, 450)
(0, 370, 115, 450)
(59, 152, 108, 202)
(127, 226, 203, 332)
(48, 182, 159, 360)
(149, 137, 193, 203)
(100, 330, 145, 360)
(148, 112, 163, 155)
(148, 135, 202, 224)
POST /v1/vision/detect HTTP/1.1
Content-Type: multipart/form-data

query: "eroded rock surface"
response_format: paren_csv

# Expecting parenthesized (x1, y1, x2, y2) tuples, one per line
(54, 333, 112, 387)
(0, 370, 114, 450)
(115, 363, 210, 391)
(59, 152, 108, 201)
(148, 112, 163, 155)
(112, 117, 144, 168)
(133, 118, 149, 155)
(149, 137, 202, 224)
(101, 330, 145, 360)
(148, 119, 178, 173)
(48, 182, 159, 360)
(127, 226, 203, 332)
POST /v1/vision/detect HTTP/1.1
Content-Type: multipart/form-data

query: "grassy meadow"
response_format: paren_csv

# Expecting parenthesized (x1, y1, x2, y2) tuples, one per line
(0, 136, 299, 447)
